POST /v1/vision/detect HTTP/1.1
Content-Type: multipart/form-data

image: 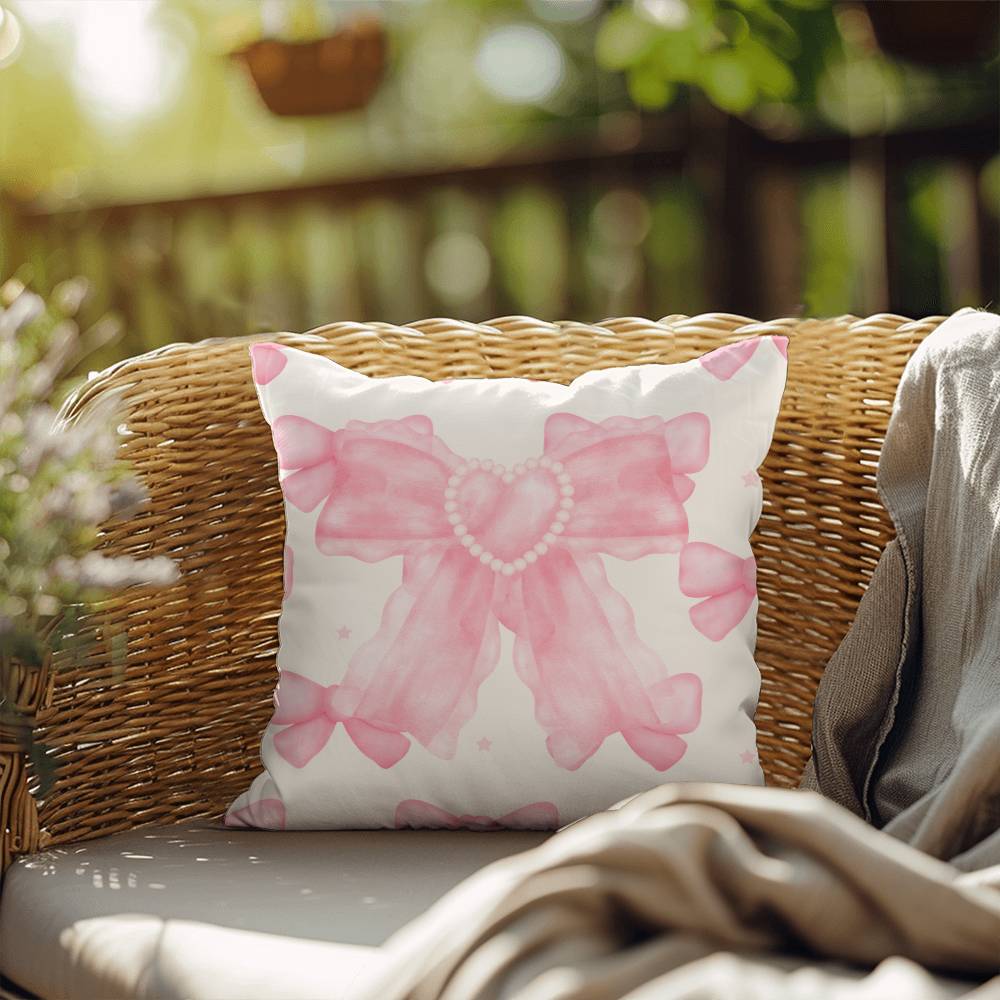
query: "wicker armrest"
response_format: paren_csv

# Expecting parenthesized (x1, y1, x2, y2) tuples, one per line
(0, 313, 943, 873)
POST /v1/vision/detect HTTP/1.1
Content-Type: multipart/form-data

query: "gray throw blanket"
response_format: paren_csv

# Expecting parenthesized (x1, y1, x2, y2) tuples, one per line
(802, 307, 1000, 870)
(362, 309, 1000, 999)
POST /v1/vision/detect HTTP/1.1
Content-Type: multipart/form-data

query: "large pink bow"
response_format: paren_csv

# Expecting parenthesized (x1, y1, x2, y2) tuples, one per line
(394, 799, 559, 830)
(271, 411, 708, 772)
(679, 542, 757, 641)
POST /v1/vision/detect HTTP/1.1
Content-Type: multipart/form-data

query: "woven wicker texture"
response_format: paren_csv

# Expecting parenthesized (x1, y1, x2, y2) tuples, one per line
(1, 313, 944, 871)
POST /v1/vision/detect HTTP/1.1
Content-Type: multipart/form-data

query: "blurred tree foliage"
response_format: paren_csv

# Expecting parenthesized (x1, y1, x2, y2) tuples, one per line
(595, 0, 997, 133)
(0, 0, 626, 205)
(2, 0, 992, 207)
(597, 0, 819, 114)
(0, 0, 996, 332)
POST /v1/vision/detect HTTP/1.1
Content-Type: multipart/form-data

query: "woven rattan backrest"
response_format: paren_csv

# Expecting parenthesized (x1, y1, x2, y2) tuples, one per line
(4, 313, 943, 864)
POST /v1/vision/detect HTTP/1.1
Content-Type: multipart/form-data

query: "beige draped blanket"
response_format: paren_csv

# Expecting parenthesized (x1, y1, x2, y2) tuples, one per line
(362, 310, 1000, 1000)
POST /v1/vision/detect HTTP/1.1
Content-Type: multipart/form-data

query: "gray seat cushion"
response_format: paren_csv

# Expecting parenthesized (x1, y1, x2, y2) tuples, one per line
(0, 822, 547, 1000)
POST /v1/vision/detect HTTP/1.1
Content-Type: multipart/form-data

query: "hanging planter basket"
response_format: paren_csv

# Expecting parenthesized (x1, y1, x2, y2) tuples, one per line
(232, 16, 386, 117)
(864, 0, 999, 66)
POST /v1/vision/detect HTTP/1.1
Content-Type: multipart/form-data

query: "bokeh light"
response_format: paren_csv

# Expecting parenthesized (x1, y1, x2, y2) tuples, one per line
(475, 24, 564, 105)
(16, 0, 187, 125)
(425, 231, 492, 304)
(592, 189, 652, 247)
(0, 0, 994, 349)
(528, 0, 600, 24)
(0, 6, 22, 69)
(636, 0, 690, 30)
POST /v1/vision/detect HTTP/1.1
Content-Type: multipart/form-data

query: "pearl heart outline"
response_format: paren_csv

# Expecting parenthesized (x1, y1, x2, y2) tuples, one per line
(443, 456, 575, 576)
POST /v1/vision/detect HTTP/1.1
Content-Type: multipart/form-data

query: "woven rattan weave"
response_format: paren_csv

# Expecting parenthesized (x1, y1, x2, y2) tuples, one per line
(0, 312, 944, 873)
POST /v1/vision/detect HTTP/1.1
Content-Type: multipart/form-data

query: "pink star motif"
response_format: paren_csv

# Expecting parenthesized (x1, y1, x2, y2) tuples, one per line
(741, 470, 761, 487)
(476, 737, 492, 751)
(337, 626, 351, 640)
(739, 749, 757, 765)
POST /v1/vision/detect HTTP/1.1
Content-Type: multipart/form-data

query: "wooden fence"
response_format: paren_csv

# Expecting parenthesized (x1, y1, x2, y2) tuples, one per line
(1, 113, 996, 364)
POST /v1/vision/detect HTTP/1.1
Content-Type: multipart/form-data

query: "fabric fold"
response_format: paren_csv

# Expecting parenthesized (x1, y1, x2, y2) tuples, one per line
(361, 784, 1000, 1000)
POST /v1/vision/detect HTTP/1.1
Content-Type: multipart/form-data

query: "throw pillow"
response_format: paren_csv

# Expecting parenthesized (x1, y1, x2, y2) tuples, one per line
(227, 335, 787, 830)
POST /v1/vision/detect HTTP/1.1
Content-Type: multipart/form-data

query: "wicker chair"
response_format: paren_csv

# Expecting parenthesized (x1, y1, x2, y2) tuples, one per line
(0, 312, 944, 877)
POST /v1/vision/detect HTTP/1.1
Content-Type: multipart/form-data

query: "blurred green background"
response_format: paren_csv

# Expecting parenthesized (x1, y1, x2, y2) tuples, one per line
(0, 0, 997, 365)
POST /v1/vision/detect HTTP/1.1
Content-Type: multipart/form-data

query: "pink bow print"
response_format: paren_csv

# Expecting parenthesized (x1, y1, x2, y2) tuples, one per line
(224, 779, 286, 830)
(270, 672, 410, 769)
(269, 408, 708, 772)
(679, 542, 757, 641)
(394, 799, 559, 830)
(699, 335, 788, 381)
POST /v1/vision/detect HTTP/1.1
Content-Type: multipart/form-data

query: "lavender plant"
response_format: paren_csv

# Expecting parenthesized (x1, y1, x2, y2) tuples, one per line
(0, 277, 176, 749)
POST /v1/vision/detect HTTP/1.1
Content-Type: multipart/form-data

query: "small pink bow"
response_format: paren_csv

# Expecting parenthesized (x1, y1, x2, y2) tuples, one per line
(699, 335, 788, 381)
(251, 343, 288, 385)
(679, 542, 757, 641)
(270, 672, 411, 769)
(394, 799, 559, 830)
(225, 778, 286, 830)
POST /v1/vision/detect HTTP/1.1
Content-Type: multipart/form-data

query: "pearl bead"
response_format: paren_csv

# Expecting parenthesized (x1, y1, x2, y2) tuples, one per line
(445, 453, 580, 573)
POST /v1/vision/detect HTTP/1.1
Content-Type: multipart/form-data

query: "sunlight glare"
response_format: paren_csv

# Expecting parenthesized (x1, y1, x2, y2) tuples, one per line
(0, 6, 22, 68)
(17, 0, 185, 124)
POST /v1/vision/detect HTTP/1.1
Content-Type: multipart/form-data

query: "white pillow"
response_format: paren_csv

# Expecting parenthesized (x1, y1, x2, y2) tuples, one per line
(227, 336, 787, 830)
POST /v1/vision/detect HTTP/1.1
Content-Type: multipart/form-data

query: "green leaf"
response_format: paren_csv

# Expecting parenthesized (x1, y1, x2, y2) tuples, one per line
(651, 31, 700, 83)
(595, 8, 657, 71)
(740, 2, 800, 59)
(780, 0, 831, 9)
(743, 38, 796, 99)
(703, 51, 757, 112)
(716, 9, 750, 45)
(627, 67, 678, 109)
